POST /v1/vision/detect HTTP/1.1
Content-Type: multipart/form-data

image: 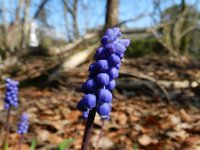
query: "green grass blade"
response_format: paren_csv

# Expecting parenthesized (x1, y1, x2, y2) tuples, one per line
(58, 138, 74, 150)
(30, 138, 36, 150)
(133, 143, 138, 150)
(4, 143, 8, 150)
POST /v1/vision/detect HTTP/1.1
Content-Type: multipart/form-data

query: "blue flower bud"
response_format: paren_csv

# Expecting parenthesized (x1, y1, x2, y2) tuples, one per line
(118, 39, 130, 47)
(96, 73, 109, 86)
(105, 43, 115, 54)
(107, 67, 119, 80)
(98, 89, 112, 103)
(108, 54, 120, 67)
(115, 42, 126, 54)
(106, 28, 115, 41)
(83, 111, 89, 119)
(94, 47, 106, 61)
(89, 63, 98, 77)
(106, 80, 116, 90)
(101, 36, 109, 46)
(97, 103, 111, 118)
(83, 94, 96, 109)
(81, 78, 97, 93)
(96, 60, 109, 72)
(118, 53, 124, 59)
(115, 62, 121, 70)
(77, 99, 88, 111)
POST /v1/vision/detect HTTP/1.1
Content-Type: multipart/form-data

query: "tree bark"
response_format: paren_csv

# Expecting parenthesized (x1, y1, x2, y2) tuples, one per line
(72, 0, 79, 39)
(105, 0, 119, 29)
(21, 0, 31, 49)
(14, 0, 24, 25)
(0, 0, 8, 51)
(33, 0, 49, 20)
(62, 0, 72, 41)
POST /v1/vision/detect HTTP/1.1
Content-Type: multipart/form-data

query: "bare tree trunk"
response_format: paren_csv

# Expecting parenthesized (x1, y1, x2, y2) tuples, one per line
(0, 0, 8, 51)
(8, 0, 25, 51)
(62, 0, 72, 41)
(105, 0, 119, 29)
(21, 0, 31, 49)
(64, 0, 79, 39)
(33, 0, 49, 20)
(14, 0, 24, 25)
(72, 0, 79, 39)
(180, 0, 186, 53)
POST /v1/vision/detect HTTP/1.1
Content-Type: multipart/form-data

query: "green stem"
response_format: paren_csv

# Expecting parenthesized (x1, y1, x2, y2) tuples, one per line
(4, 108, 11, 150)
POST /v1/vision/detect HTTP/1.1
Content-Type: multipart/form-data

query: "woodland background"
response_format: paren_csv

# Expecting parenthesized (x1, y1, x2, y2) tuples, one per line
(0, 0, 200, 149)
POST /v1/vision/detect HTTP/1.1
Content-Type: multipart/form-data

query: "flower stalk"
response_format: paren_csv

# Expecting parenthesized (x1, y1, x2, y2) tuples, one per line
(81, 108, 96, 150)
(78, 28, 130, 150)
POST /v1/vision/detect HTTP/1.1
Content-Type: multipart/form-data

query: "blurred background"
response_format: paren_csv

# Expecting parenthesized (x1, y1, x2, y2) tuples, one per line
(0, 0, 200, 150)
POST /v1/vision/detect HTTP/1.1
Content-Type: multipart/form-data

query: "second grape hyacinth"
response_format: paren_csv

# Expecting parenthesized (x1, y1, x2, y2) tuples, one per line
(17, 113, 29, 135)
(77, 28, 130, 119)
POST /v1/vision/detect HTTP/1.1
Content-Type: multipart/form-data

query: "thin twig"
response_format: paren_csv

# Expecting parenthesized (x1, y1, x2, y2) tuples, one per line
(95, 120, 104, 150)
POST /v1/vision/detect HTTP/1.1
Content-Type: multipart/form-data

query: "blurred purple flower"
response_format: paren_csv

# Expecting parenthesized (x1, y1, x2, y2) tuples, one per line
(17, 113, 29, 135)
(4, 78, 19, 109)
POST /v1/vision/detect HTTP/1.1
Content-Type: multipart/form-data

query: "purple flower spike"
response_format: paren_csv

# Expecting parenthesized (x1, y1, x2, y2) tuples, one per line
(4, 78, 19, 109)
(77, 28, 130, 119)
(17, 113, 29, 135)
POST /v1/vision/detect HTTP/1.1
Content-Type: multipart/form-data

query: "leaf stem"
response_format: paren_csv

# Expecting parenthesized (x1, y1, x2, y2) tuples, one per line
(95, 120, 104, 150)
(4, 108, 11, 150)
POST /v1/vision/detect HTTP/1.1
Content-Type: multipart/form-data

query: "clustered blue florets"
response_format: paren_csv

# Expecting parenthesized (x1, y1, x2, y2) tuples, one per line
(4, 78, 19, 109)
(77, 28, 130, 119)
(17, 113, 29, 135)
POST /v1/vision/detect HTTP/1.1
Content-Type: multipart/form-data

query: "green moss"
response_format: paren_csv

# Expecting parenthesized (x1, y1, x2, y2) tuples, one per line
(125, 37, 164, 57)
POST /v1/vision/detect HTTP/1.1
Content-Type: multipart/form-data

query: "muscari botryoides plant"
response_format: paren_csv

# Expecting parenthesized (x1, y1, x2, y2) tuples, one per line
(2, 78, 73, 150)
(77, 27, 130, 150)
(1, 78, 30, 150)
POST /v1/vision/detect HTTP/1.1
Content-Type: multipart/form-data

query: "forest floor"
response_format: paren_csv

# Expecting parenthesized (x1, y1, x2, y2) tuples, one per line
(0, 55, 200, 150)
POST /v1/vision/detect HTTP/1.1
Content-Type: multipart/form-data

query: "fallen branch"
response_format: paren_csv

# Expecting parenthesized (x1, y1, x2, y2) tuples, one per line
(48, 33, 98, 55)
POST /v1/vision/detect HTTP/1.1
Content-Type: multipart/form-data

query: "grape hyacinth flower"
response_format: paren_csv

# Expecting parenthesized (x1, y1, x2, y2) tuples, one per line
(77, 28, 130, 119)
(77, 28, 130, 150)
(17, 113, 29, 135)
(17, 114, 29, 150)
(3, 78, 19, 149)
(4, 78, 19, 109)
